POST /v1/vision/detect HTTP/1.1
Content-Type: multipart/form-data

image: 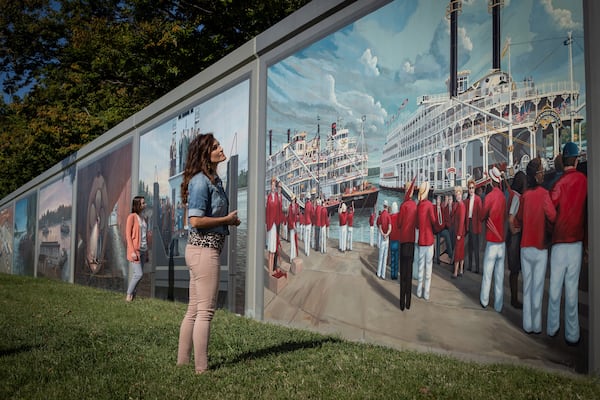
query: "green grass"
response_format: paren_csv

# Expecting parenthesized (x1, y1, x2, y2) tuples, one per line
(1, 274, 599, 399)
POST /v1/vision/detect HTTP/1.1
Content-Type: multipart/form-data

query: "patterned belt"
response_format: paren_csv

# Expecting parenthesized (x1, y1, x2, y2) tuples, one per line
(188, 231, 226, 253)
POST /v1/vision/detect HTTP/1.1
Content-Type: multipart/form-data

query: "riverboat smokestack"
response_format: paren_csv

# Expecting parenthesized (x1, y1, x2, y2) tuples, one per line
(490, 0, 503, 71)
(269, 129, 272, 156)
(446, 0, 462, 98)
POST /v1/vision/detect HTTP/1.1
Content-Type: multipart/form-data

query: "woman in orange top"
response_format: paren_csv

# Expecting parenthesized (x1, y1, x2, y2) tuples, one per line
(125, 196, 147, 302)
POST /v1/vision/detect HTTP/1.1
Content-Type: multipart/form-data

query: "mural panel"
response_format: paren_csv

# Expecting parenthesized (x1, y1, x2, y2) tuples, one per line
(13, 192, 37, 276)
(37, 170, 74, 281)
(139, 80, 249, 311)
(74, 141, 132, 291)
(0, 205, 14, 274)
(265, 0, 588, 372)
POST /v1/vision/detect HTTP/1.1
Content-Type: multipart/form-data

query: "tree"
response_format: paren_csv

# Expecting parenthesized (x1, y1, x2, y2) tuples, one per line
(0, 0, 310, 198)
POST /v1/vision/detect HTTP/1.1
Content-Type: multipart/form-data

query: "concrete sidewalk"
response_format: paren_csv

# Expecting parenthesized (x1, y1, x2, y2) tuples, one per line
(264, 240, 587, 374)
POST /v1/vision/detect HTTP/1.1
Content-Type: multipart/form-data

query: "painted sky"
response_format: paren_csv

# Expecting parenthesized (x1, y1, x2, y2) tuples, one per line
(140, 80, 249, 198)
(14, 194, 35, 233)
(39, 177, 73, 214)
(266, 0, 585, 167)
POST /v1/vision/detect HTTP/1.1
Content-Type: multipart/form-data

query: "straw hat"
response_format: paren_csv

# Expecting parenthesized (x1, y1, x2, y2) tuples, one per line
(418, 181, 430, 201)
(489, 167, 502, 183)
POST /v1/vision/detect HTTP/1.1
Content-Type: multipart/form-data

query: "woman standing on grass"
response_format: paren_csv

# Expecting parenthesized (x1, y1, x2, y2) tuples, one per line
(176, 133, 241, 374)
(125, 196, 147, 302)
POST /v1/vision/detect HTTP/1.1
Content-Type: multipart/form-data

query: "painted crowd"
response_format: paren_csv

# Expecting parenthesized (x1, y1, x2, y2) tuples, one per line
(265, 142, 588, 347)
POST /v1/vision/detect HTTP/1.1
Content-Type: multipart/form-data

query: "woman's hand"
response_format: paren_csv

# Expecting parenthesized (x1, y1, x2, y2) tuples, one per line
(131, 252, 138, 261)
(227, 210, 241, 226)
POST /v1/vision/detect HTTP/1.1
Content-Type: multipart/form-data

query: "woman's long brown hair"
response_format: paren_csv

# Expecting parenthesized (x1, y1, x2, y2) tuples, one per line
(180, 133, 217, 205)
(131, 196, 145, 214)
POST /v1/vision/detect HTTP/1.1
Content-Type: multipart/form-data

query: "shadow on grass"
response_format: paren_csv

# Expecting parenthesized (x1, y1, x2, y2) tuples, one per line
(212, 337, 343, 370)
(0, 344, 41, 358)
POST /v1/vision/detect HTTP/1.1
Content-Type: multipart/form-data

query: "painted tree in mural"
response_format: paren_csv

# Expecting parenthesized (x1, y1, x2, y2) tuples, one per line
(0, 0, 310, 198)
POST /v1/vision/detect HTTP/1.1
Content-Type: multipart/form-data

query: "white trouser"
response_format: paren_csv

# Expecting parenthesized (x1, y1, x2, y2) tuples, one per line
(320, 226, 327, 253)
(289, 229, 297, 260)
(521, 247, 547, 333)
(304, 224, 312, 256)
(548, 242, 582, 343)
(339, 225, 347, 251)
(377, 237, 390, 278)
(347, 226, 353, 250)
(416, 244, 433, 300)
(480, 241, 506, 312)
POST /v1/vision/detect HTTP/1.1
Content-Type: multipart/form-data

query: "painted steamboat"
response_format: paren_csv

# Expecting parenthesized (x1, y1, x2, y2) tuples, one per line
(380, 0, 585, 192)
(267, 119, 378, 212)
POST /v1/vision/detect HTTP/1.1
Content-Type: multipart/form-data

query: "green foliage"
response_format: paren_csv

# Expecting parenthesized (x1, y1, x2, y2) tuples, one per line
(0, 274, 599, 399)
(39, 204, 72, 226)
(0, 0, 311, 198)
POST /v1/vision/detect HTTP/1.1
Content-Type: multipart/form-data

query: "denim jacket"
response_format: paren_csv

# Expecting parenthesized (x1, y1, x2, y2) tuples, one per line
(187, 172, 230, 236)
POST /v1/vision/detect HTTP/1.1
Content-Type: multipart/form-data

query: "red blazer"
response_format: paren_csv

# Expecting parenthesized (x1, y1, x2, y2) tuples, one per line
(417, 200, 443, 246)
(481, 187, 506, 243)
(315, 205, 323, 227)
(338, 211, 348, 226)
(517, 186, 556, 249)
(266, 192, 280, 229)
(465, 194, 483, 234)
(442, 203, 452, 229)
(453, 200, 466, 237)
(312, 203, 319, 226)
(379, 210, 391, 235)
(398, 199, 417, 243)
(304, 200, 313, 226)
(550, 168, 587, 244)
(287, 202, 299, 230)
(321, 206, 329, 227)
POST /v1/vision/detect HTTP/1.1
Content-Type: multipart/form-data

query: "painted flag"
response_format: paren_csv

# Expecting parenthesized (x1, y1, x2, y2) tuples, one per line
(399, 98, 409, 110)
(501, 40, 510, 59)
(405, 175, 417, 202)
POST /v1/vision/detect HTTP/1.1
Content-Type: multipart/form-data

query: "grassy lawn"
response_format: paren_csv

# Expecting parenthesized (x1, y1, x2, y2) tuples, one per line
(1, 273, 599, 399)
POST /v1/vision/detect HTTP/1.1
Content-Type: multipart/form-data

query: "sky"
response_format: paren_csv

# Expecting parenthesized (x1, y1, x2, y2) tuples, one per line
(266, 0, 585, 167)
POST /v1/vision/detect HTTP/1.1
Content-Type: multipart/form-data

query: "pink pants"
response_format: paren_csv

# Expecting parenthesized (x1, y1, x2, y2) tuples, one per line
(177, 244, 220, 373)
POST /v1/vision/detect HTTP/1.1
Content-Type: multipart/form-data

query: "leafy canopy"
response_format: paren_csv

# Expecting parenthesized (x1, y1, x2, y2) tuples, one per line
(0, 0, 310, 198)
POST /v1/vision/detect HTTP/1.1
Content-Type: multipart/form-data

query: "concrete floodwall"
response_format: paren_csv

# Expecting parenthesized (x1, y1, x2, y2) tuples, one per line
(1, 0, 599, 375)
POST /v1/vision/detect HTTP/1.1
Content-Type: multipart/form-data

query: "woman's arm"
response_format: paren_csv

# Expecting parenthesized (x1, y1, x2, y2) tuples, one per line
(189, 210, 241, 229)
(125, 213, 138, 260)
